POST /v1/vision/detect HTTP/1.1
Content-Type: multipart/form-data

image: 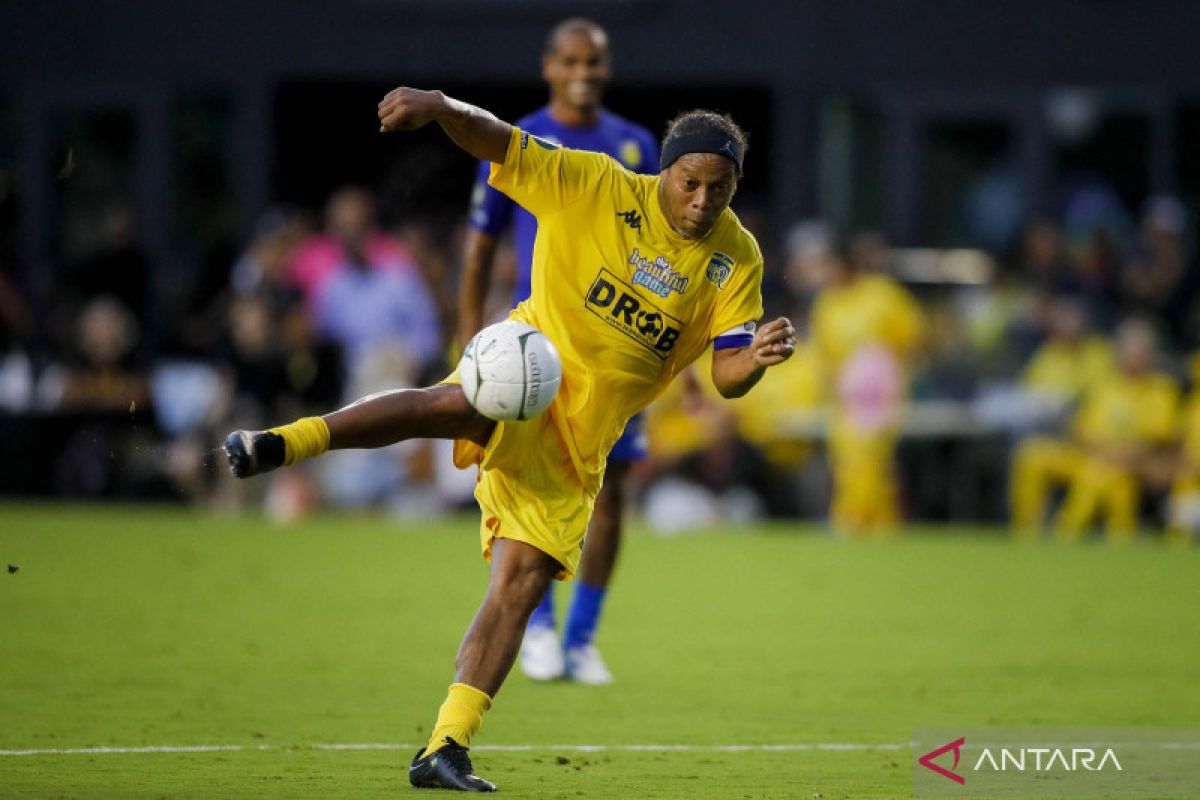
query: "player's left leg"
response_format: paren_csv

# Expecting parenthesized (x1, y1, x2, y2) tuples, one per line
(411, 537, 562, 792)
(562, 458, 629, 685)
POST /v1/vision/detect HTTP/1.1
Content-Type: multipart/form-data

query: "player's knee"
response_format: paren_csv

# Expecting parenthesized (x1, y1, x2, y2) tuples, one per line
(486, 541, 558, 616)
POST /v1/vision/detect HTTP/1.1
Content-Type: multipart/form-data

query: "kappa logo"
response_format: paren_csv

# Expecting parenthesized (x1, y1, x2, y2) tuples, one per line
(616, 209, 643, 234)
(585, 269, 682, 359)
(706, 252, 735, 289)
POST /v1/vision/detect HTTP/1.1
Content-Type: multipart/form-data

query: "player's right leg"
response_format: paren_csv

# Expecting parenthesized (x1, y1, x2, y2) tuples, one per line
(223, 384, 494, 477)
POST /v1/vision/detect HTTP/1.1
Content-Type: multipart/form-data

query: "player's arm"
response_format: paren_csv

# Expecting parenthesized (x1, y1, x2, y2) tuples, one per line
(459, 228, 499, 346)
(710, 317, 797, 399)
(377, 87, 511, 163)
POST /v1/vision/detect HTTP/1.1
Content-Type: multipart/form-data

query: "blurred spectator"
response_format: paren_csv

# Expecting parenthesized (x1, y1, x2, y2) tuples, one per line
(1010, 319, 1179, 540)
(220, 294, 292, 423)
(318, 343, 442, 515)
(399, 217, 465, 356)
(61, 201, 153, 334)
(1016, 217, 1072, 291)
(0, 262, 32, 411)
(783, 219, 838, 309)
(1020, 295, 1114, 408)
(1122, 196, 1192, 341)
(808, 226, 924, 535)
(1168, 354, 1200, 540)
(37, 296, 149, 412)
(641, 372, 775, 532)
(231, 207, 310, 312)
(314, 226, 440, 384)
(288, 186, 413, 309)
(34, 296, 153, 498)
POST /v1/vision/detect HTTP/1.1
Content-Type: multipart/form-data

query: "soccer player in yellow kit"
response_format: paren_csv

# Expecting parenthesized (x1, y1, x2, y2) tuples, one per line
(223, 86, 796, 792)
(809, 248, 923, 535)
(1011, 319, 1179, 540)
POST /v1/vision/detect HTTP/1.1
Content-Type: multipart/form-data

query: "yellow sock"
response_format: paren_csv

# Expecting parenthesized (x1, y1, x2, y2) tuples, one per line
(268, 417, 330, 466)
(426, 683, 492, 754)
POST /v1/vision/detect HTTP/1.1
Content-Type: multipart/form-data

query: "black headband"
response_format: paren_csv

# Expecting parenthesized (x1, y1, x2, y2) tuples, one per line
(661, 132, 744, 174)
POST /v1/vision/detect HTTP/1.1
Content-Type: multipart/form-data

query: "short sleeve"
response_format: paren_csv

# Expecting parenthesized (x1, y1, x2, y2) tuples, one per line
(468, 159, 515, 237)
(709, 250, 764, 346)
(488, 127, 613, 219)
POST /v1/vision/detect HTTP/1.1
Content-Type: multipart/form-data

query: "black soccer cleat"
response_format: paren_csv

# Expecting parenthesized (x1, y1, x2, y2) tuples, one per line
(222, 430, 286, 479)
(409, 737, 497, 792)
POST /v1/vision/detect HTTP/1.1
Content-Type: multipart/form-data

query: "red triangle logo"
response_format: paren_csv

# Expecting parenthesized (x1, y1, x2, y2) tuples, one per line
(919, 737, 966, 785)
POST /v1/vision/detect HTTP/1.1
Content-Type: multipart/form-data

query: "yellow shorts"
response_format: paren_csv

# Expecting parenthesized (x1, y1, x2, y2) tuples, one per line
(444, 373, 594, 580)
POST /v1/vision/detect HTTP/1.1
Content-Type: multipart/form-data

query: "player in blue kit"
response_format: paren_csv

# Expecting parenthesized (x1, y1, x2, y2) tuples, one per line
(458, 18, 658, 685)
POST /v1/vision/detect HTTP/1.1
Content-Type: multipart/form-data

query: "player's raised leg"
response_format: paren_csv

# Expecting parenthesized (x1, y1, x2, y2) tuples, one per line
(223, 384, 495, 477)
(410, 538, 561, 792)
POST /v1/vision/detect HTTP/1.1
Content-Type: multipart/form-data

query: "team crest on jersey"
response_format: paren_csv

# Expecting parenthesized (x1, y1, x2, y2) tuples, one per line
(619, 139, 642, 169)
(628, 248, 688, 298)
(586, 269, 683, 359)
(706, 252, 735, 289)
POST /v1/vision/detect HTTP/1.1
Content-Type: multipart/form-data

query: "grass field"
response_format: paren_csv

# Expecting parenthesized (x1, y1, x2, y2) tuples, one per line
(1, 504, 1197, 798)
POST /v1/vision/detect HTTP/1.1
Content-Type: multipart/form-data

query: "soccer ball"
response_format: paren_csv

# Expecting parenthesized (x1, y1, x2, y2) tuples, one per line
(459, 321, 562, 421)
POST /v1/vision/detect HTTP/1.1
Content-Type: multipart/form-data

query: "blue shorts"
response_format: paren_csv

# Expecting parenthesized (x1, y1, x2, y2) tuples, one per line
(608, 412, 648, 463)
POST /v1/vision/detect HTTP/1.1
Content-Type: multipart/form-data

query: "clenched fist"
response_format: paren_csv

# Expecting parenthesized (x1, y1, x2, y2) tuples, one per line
(377, 87, 446, 133)
(750, 317, 797, 366)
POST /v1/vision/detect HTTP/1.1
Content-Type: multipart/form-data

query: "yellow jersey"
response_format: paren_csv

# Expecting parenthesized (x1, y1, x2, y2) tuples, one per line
(1180, 392, 1200, 463)
(486, 127, 764, 494)
(1022, 337, 1114, 402)
(809, 273, 923, 374)
(1073, 372, 1180, 446)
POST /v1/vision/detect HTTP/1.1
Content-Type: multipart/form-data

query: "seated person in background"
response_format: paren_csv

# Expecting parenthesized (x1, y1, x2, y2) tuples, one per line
(1167, 354, 1200, 541)
(1020, 294, 1113, 410)
(38, 296, 149, 413)
(1010, 318, 1179, 541)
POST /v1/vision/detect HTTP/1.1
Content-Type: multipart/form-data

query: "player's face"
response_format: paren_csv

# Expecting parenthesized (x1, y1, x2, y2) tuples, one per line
(659, 154, 738, 240)
(543, 31, 610, 111)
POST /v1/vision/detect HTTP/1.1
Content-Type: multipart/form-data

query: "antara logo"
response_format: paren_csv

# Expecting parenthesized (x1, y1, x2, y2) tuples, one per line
(918, 737, 1123, 785)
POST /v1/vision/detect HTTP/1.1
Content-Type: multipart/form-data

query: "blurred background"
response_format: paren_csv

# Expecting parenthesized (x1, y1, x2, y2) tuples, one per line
(4, 0, 1200, 539)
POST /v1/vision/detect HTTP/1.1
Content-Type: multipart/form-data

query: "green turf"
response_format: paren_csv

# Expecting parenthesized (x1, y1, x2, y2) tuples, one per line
(0, 503, 1197, 798)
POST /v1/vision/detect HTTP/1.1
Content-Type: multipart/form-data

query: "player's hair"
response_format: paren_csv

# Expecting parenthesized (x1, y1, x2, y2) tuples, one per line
(662, 110, 748, 156)
(544, 18, 608, 55)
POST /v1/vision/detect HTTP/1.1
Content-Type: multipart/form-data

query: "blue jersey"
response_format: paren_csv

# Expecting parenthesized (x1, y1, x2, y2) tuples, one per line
(468, 106, 659, 305)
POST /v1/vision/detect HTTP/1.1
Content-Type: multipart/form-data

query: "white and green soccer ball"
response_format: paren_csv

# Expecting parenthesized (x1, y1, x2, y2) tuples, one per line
(459, 321, 562, 421)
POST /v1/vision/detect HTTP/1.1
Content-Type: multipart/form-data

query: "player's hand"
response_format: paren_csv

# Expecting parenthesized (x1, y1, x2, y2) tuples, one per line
(751, 317, 796, 366)
(377, 87, 444, 133)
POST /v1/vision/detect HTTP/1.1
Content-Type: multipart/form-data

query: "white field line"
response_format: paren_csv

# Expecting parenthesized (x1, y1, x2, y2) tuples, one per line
(0, 742, 907, 757)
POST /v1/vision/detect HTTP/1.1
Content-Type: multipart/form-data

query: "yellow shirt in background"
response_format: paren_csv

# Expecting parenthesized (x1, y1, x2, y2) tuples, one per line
(1073, 372, 1180, 447)
(810, 273, 923, 376)
(1022, 337, 1114, 401)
